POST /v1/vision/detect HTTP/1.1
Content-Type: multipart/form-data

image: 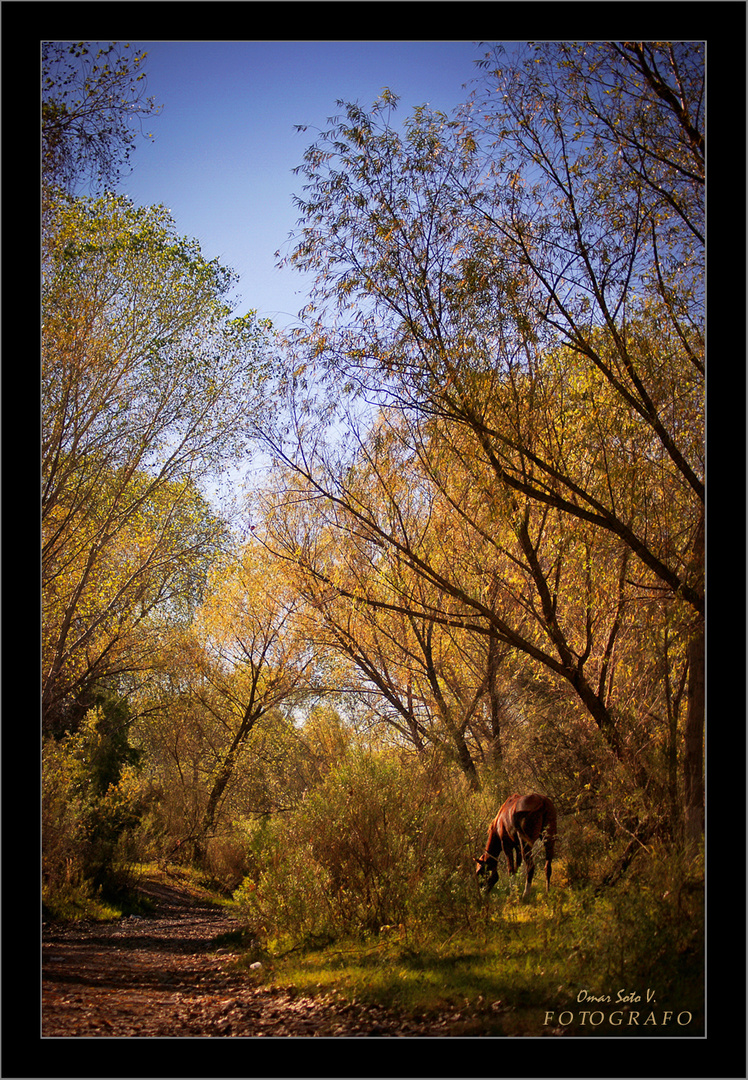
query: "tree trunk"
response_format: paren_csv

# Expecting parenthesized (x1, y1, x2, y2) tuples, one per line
(485, 627, 504, 766)
(453, 730, 481, 791)
(195, 708, 259, 860)
(683, 623, 705, 844)
(198, 747, 239, 851)
(683, 511, 705, 846)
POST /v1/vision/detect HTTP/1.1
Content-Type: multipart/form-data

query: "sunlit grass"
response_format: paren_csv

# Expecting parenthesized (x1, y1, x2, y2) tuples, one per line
(236, 873, 704, 1036)
(42, 885, 125, 923)
(41, 862, 222, 923)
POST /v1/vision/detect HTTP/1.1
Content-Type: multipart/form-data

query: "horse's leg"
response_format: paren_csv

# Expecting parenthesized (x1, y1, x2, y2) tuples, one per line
(513, 837, 524, 892)
(543, 805, 557, 893)
(502, 837, 517, 891)
(522, 840, 535, 899)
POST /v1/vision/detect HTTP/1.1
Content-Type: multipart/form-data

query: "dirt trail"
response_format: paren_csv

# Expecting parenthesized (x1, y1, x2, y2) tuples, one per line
(42, 872, 450, 1038)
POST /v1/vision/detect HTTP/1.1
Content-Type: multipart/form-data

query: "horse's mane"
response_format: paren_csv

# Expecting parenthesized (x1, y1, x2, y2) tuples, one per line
(484, 819, 502, 861)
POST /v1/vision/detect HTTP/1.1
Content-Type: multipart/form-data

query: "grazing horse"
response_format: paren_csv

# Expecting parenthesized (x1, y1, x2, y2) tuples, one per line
(476, 793, 557, 899)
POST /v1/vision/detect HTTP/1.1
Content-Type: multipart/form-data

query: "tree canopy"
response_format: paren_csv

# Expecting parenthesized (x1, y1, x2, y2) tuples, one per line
(259, 40, 704, 837)
(42, 41, 161, 196)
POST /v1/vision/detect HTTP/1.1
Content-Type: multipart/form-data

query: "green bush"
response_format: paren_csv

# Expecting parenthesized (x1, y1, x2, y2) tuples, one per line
(42, 703, 147, 910)
(234, 749, 487, 945)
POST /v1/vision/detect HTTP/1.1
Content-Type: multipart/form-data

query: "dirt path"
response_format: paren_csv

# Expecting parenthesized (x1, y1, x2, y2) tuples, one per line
(42, 872, 452, 1038)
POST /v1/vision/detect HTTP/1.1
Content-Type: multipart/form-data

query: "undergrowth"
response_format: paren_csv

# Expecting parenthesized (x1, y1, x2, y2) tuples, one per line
(232, 846, 704, 1037)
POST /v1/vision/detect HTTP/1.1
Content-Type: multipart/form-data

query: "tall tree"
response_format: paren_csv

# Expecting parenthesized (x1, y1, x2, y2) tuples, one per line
(42, 192, 271, 732)
(268, 41, 704, 833)
(261, 391, 652, 787)
(146, 542, 323, 857)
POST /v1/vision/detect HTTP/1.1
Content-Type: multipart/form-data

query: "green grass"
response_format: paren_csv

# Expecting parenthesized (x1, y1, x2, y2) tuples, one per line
(42, 862, 173, 923)
(41, 878, 157, 922)
(245, 896, 565, 1034)
(233, 880, 704, 1037)
(42, 887, 126, 923)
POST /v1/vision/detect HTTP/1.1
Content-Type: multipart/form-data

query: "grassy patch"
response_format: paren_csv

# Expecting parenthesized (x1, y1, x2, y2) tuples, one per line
(41, 877, 157, 922)
(41, 862, 207, 924)
(42, 886, 125, 923)
(261, 897, 566, 1022)
(236, 877, 704, 1037)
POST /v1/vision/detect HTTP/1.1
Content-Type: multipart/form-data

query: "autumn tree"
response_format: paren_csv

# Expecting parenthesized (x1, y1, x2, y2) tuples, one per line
(261, 381, 655, 796)
(260, 410, 527, 787)
(43, 41, 160, 198)
(265, 42, 704, 838)
(41, 42, 274, 734)
(42, 191, 272, 734)
(470, 41, 705, 838)
(139, 541, 325, 860)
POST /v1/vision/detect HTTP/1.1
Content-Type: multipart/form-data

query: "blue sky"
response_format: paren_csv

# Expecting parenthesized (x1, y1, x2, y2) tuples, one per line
(121, 41, 488, 331)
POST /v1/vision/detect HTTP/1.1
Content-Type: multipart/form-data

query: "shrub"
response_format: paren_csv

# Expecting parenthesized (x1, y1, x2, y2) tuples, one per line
(200, 829, 253, 893)
(42, 704, 147, 909)
(234, 748, 488, 945)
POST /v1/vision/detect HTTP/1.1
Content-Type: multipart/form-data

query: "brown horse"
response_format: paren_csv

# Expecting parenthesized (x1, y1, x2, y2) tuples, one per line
(476, 793, 557, 899)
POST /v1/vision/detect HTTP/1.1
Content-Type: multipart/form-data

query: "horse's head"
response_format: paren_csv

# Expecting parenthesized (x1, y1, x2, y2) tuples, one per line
(475, 852, 498, 892)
